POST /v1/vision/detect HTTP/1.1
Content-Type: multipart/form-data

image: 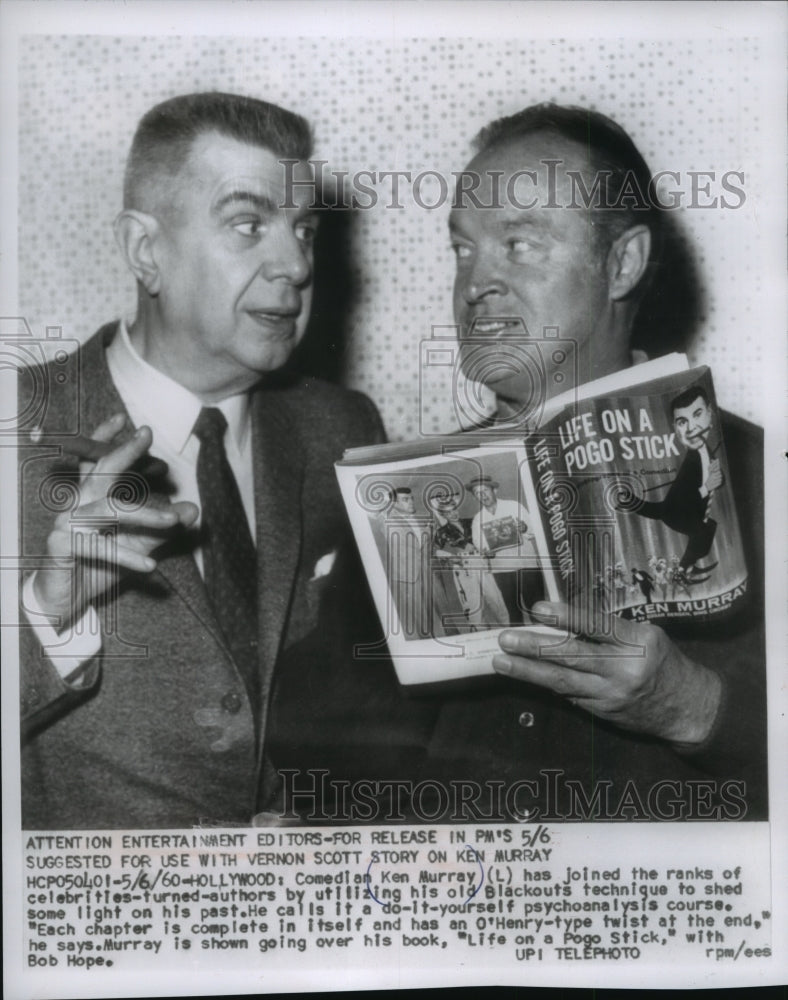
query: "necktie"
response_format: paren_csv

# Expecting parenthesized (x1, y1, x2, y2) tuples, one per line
(193, 407, 260, 722)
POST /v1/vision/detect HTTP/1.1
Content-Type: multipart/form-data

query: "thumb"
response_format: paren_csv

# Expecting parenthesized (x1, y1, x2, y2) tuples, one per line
(171, 501, 199, 528)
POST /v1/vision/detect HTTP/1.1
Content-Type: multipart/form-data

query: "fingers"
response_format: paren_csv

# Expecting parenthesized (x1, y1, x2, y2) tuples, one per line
(93, 426, 154, 477)
(47, 526, 157, 572)
(77, 413, 127, 475)
(497, 625, 615, 675)
(69, 531, 157, 573)
(58, 498, 182, 532)
(90, 412, 127, 444)
(498, 600, 649, 674)
(532, 599, 644, 648)
(492, 649, 603, 701)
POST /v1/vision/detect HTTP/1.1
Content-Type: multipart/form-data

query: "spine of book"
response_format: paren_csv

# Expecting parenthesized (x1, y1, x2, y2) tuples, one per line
(527, 432, 578, 603)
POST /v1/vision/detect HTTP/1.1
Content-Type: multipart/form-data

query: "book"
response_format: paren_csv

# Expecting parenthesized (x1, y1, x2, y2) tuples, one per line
(335, 356, 748, 687)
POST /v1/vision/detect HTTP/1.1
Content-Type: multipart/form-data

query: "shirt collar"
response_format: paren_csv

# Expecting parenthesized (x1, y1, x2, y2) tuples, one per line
(107, 320, 250, 454)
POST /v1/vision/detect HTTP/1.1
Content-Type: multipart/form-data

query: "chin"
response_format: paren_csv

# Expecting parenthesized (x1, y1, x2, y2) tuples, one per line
(244, 338, 301, 373)
(459, 343, 520, 387)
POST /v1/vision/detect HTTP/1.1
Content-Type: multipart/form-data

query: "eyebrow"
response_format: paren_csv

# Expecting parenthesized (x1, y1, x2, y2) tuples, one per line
(448, 215, 546, 236)
(213, 190, 279, 215)
(501, 218, 543, 231)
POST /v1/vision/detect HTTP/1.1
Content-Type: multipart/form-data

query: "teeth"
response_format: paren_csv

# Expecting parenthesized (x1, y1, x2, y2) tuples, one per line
(471, 319, 519, 334)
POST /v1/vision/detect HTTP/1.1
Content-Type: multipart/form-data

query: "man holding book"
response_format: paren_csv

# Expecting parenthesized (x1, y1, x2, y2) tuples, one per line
(426, 104, 766, 818)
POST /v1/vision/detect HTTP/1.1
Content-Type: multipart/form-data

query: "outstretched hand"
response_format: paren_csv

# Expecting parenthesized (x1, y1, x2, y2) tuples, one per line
(33, 413, 198, 630)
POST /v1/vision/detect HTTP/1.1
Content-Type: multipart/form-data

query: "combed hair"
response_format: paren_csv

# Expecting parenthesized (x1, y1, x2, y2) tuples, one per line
(671, 384, 710, 415)
(123, 91, 312, 209)
(473, 103, 662, 281)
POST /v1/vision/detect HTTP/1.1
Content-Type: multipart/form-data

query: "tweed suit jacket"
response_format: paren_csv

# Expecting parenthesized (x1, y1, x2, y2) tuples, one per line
(18, 322, 418, 829)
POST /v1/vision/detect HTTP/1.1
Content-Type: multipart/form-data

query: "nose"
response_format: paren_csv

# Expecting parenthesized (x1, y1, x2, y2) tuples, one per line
(459, 251, 508, 305)
(262, 223, 311, 286)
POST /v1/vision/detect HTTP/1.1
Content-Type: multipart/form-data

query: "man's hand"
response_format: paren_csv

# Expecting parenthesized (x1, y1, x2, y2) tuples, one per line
(33, 413, 198, 630)
(704, 458, 723, 493)
(492, 601, 722, 747)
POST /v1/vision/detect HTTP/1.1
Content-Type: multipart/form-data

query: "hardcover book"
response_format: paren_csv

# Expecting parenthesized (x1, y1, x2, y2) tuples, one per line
(336, 355, 748, 686)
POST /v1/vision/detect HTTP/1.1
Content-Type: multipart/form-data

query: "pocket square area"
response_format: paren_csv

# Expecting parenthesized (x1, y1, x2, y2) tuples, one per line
(310, 549, 337, 581)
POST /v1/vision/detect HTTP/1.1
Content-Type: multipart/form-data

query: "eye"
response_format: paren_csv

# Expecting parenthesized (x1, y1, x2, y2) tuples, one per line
(451, 242, 472, 260)
(294, 221, 317, 245)
(232, 219, 263, 238)
(507, 237, 537, 255)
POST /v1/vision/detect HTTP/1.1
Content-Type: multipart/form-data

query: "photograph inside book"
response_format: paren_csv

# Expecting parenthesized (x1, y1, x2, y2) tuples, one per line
(337, 355, 748, 686)
(336, 440, 562, 684)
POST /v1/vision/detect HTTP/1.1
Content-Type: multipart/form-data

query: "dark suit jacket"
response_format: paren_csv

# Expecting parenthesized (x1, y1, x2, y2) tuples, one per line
(636, 447, 711, 535)
(18, 323, 434, 829)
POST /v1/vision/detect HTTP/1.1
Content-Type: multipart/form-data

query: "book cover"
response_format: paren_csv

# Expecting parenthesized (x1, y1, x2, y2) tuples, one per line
(336, 357, 746, 685)
(532, 365, 747, 624)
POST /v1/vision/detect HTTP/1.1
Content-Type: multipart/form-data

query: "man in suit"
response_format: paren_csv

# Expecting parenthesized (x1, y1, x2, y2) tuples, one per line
(424, 103, 766, 819)
(17, 91, 423, 829)
(381, 487, 433, 639)
(629, 385, 722, 576)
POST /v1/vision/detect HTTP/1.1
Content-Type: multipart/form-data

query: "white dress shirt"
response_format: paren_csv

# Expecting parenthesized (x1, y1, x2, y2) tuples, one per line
(698, 443, 711, 498)
(106, 320, 256, 558)
(24, 320, 255, 678)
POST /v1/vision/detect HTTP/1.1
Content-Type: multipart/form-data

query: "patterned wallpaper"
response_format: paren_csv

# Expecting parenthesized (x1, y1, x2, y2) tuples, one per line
(18, 34, 770, 438)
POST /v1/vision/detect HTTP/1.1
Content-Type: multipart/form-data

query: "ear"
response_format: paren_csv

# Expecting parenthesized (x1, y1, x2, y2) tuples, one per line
(113, 210, 162, 296)
(605, 224, 651, 301)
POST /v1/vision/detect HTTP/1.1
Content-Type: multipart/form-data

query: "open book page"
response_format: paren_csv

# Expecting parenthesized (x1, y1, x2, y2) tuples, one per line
(335, 440, 564, 686)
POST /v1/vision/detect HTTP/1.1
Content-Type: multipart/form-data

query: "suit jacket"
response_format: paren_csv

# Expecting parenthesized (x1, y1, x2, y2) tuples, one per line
(18, 323, 435, 829)
(636, 447, 712, 534)
(384, 509, 428, 584)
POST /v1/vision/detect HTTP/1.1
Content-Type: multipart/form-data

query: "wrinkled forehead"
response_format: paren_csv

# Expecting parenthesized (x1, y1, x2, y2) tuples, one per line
(172, 131, 316, 214)
(449, 133, 598, 236)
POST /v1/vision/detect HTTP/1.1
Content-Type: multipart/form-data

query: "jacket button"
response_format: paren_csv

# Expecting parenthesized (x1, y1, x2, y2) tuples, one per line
(221, 692, 243, 714)
(518, 711, 534, 728)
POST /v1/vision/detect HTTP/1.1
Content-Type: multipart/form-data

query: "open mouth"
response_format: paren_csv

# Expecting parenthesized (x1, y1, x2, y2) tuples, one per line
(247, 309, 299, 333)
(467, 317, 527, 338)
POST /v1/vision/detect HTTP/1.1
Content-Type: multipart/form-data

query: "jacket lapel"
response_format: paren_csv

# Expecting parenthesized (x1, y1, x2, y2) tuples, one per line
(81, 326, 306, 732)
(250, 386, 304, 700)
(78, 324, 219, 633)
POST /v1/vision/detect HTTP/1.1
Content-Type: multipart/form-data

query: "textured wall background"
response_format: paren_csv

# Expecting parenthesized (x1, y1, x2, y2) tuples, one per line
(19, 34, 770, 438)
